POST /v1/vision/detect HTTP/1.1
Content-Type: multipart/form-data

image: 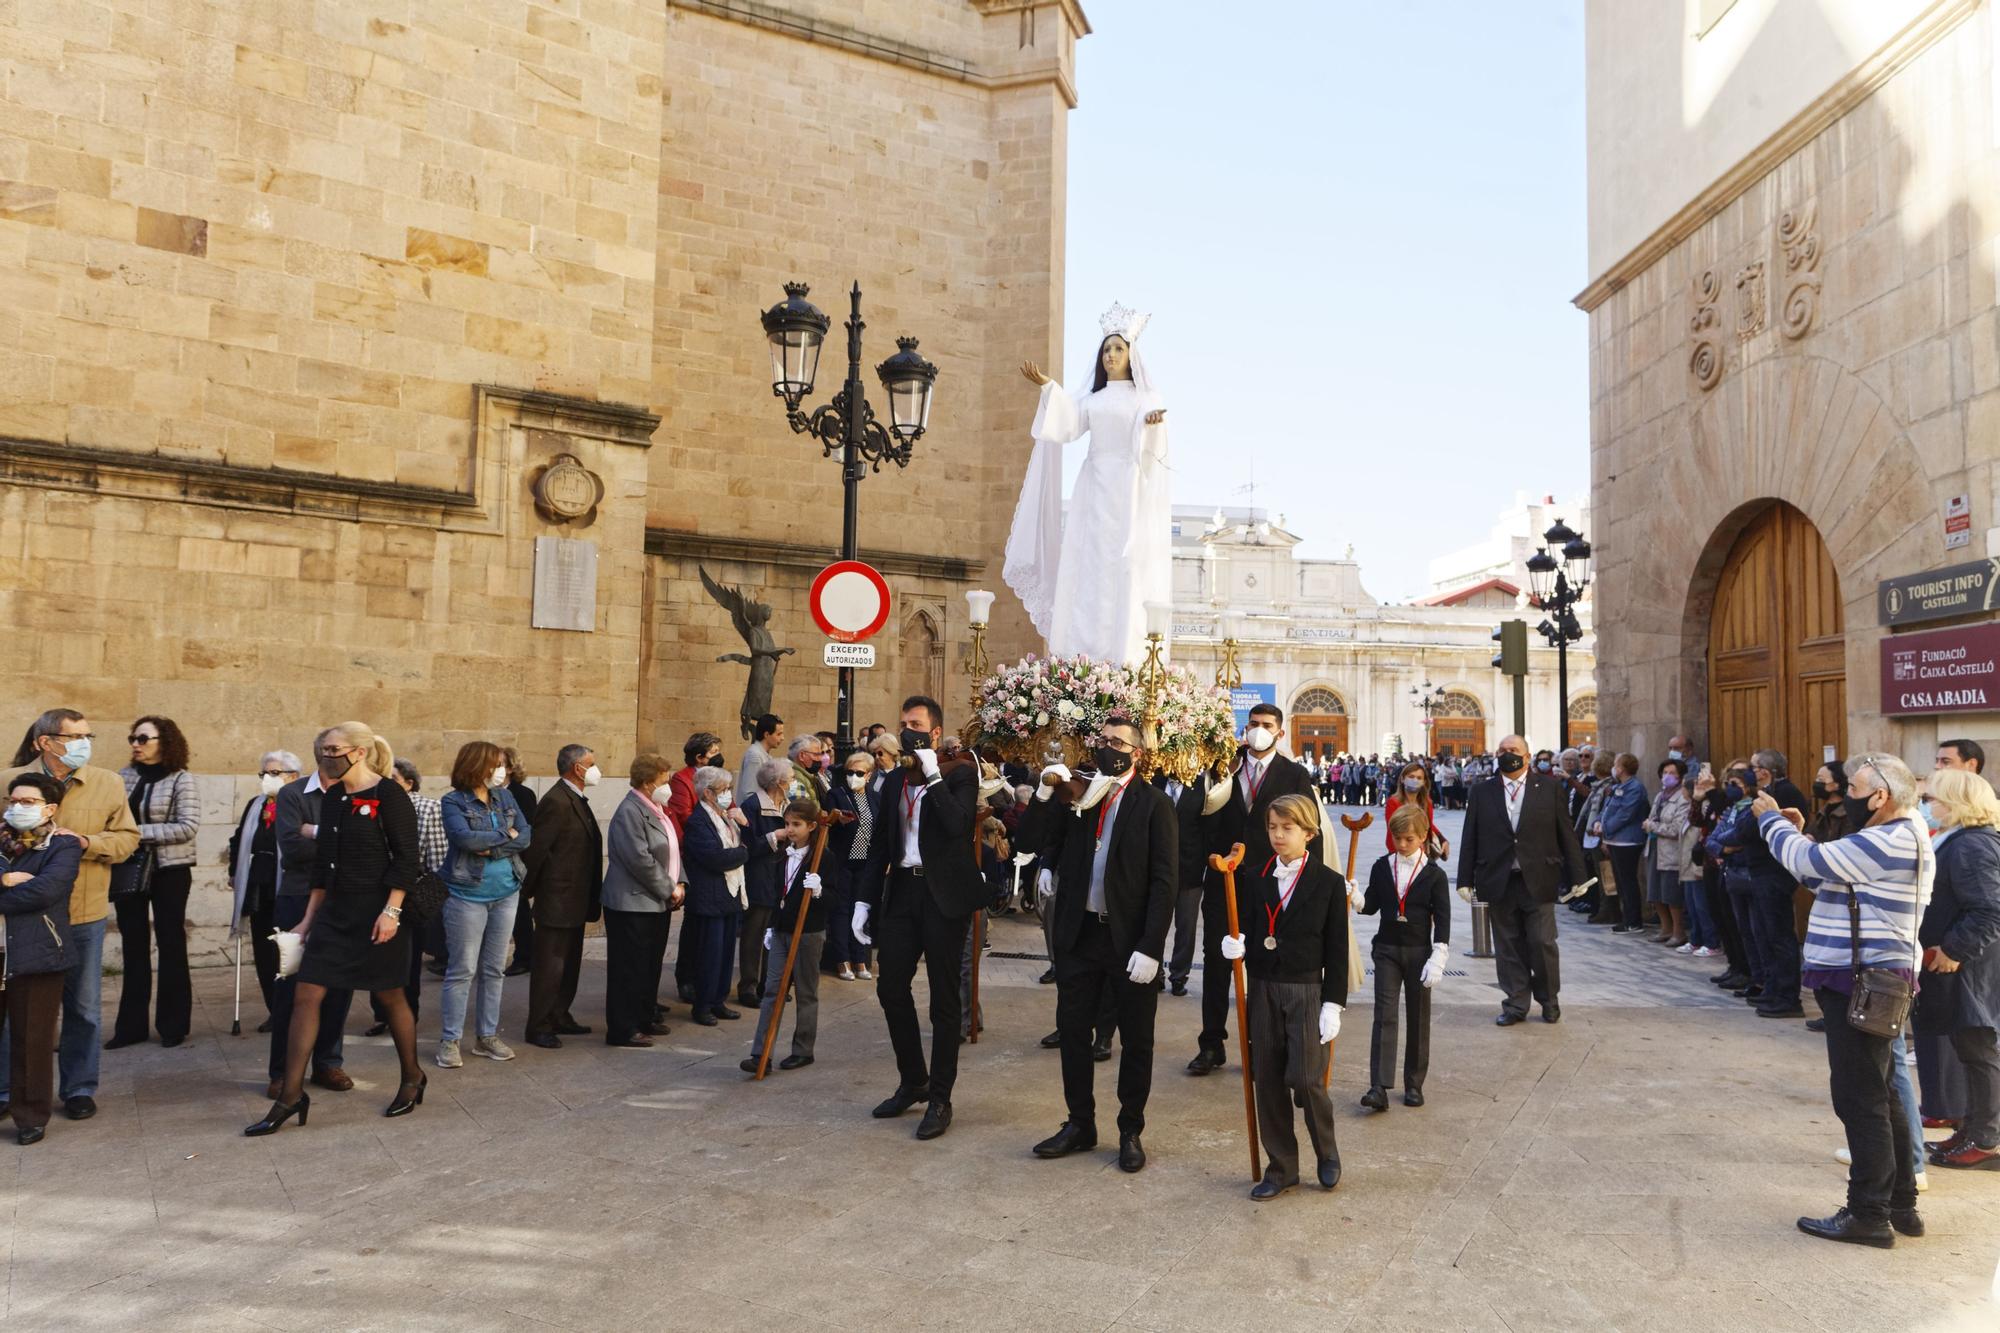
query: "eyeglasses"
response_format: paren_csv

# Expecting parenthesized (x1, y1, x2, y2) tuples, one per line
(1100, 736, 1139, 754)
(50, 732, 93, 743)
(128, 734, 158, 746)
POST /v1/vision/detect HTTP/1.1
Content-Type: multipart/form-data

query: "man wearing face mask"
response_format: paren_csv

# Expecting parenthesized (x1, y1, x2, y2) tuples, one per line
(519, 744, 605, 1048)
(1, 709, 141, 1122)
(1456, 734, 1588, 1025)
(1015, 716, 1177, 1172)
(1189, 704, 1320, 1074)
(227, 750, 303, 1031)
(856, 696, 984, 1140)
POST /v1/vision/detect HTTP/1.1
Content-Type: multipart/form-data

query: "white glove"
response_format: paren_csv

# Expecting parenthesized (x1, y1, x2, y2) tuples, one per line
(1126, 952, 1160, 985)
(804, 871, 823, 898)
(1347, 881, 1366, 911)
(1036, 764, 1071, 799)
(852, 902, 872, 946)
(916, 748, 941, 779)
(1318, 1002, 1342, 1044)
(1219, 933, 1246, 961)
(272, 930, 304, 979)
(1420, 942, 1449, 989)
(767, 830, 783, 849)
(763, 929, 775, 951)
(1457, 884, 1474, 904)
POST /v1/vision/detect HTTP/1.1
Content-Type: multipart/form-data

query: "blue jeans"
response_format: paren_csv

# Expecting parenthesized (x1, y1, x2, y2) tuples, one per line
(1891, 1031, 1924, 1175)
(1682, 874, 1719, 949)
(0, 916, 106, 1101)
(440, 893, 519, 1042)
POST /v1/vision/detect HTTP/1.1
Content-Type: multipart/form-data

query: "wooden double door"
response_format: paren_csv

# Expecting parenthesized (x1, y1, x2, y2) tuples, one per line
(1708, 502, 1846, 774)
(1294, 715, 1349, 761)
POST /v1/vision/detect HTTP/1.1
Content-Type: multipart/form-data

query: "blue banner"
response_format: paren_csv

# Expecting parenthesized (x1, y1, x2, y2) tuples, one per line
(1230, 683, 1276, 732)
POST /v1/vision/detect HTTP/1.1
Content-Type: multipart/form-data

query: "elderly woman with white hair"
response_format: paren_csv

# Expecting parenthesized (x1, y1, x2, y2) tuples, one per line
(1753, 752, 1932, 1247)
(682, 763, 751, 1025)
(227, 748, 303, 1033)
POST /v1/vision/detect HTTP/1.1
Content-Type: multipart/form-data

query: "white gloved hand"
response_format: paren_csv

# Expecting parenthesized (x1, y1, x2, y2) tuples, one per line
(852, 902, 872, 946)
(916, 747, 941, 779)
(1318, 1002, 1342, 1044)
(804, 871, 823, 898)
(1347, 881, 1366, 911)
(1420, 941, 1449, 989)
(1036, 764, 1071, 799)
(763, 929, 775, 951)
(1457, 884, 1475, 904)
(1219, 933, 1246, 961)
(1126, 952, 1160, 985)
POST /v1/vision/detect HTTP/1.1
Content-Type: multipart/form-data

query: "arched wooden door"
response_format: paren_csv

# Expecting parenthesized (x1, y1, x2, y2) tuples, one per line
(1291, 687, 1348, 760)
(1707, 502, 1845, 772)
(1431, 690, 1485, 757)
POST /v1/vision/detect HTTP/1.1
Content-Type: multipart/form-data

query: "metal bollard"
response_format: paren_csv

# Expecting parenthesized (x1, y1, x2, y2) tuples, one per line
(1468, 901, 1494, 958)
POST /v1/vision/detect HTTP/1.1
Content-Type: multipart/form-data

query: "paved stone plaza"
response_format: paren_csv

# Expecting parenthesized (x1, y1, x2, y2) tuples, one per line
(3, 811, 1995, 1331)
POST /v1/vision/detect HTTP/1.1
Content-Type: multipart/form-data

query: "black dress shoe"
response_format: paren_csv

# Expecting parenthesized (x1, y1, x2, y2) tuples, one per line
(1735, 984, 1764, 1000)
(1317, 1157, 1341, 1189)
(1090, 1040, 1113, 1063)
(871, 1085, 931, 1118)
(1403, 1089, 1425, 1107)
(104, 1033, 146, 1050)
(738, 1057, 761, 1073)
(1610, 924, 1642, 934)
(778, 1054, 813, 1070)
(1033, 1122, 1098, 1158)
(16, 1125, 45, 1146)
(1890, 1207, 1925, 1237)
(642, 1022, 671, 1037)
(363, 1022, 389, 1037)
(1040, 1030, 1063, 1049)
(691, 1012, 719, 1027)
(1805, 1017, 1826, 1033)
(915, 1100, 953, 1140)
(256, 1018, 273, 1034)
(63, 1095, 96, 1121)
(1796, 1207, 1894, 1248)
(1359, 1086, 1389, 1111)
(554, 1021, 592, 1035)
(710, 1007, 741, 1022)
(504, 962, 531, 977)
(1542, 1004, 1561, 1024)
(1169, 979, 1188, 997)
(1038, 968, 1057, 985)
(1119, 1133, 1146, 1173)
(677, 984, 697, 1002)
(737, 990, 761, 1009)
(1186, 1047, 1226, 1075)
(1757, 1004, 1806, 1018)
(527, 1032, 563, 1049)
(160, 1035, 185, 1049)
(1250, 1175, 1293, 1201)
(606, 1035, 654, 1048)
(1495, 1012, 1525, 1027)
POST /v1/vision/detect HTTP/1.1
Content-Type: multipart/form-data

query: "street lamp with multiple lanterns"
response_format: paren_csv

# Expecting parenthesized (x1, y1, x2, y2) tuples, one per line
(1524, 517, 1593, 749)
(758, 280, 939, 757)
(1410, 677, 1447, 751)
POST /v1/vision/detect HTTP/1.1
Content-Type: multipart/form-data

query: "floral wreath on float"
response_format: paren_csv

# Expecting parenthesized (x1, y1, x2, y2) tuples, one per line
(964, 653, 1237, 784)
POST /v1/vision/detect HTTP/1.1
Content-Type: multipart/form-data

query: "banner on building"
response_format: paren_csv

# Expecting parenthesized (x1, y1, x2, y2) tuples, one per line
(1880, 622, 2000, 715)
(1230, 683, 1276, 732)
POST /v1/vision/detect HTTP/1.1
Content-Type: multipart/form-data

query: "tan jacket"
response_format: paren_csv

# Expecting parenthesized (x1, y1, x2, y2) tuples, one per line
(4, 762, 141, 925)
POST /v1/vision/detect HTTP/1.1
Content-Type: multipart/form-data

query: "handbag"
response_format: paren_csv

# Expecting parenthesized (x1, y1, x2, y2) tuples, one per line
(108, 845, 156, 901)
(403, 868, 448, 927)
(1844, 866, 1915, 1040)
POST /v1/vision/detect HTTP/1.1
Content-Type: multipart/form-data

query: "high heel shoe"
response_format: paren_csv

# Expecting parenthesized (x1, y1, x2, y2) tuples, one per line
(384, 1074, 427, 1117)
(244, 1092, 310, 1137)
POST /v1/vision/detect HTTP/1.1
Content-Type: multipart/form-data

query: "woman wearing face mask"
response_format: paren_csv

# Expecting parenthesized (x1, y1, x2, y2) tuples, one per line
(1596, 754, 1651, 935)
(683, 765, 751, 1025)
(1382, 762, 1446, 858)
(110, 715, 201, 1050)
(1640, 759, 1690, 948)
(435, 742, 533, 1068)
(0, 773, 81, 1144)
(601, 753, 686, 1048)
(740, 761, 794, 1007)
(1577, 751, 1618, 924)
(826, 751, 878, 981)
(227, 750, 303, 1032)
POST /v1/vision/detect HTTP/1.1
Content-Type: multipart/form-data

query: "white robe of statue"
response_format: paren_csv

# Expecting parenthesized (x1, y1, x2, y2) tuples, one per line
(1003, 318, 1170, 666)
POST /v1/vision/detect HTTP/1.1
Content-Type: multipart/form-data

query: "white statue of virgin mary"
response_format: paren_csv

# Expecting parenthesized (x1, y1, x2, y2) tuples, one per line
(1003, 302, 1171, 666)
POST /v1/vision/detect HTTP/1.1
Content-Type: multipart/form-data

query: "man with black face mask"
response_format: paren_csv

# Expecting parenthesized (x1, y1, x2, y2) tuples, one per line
(1014, 715, 1177, 1173)
(1457, 734, 1588, 1025)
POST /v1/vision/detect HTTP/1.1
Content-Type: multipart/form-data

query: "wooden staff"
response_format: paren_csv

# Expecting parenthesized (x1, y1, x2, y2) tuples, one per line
(753, 808, 853, 1081)
(1210, 841, 1260, 1183)
(1333, 812, 1374, 1087)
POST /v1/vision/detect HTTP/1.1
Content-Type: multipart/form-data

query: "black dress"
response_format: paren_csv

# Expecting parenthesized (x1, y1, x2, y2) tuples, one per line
(299, 778, 419, 992)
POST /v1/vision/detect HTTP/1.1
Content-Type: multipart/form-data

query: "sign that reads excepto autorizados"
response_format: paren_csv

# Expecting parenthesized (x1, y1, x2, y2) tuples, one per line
(1880, 622, 2000, 714)
(823, 642, 876, 669)
(1878, 558, 2000, 627)
(809, 560, 892, 644)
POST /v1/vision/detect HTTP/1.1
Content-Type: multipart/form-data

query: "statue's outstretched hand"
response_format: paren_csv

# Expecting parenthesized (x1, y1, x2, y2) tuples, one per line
(1145, 409, 1167, 425)
(1020, 360, 1051, 386)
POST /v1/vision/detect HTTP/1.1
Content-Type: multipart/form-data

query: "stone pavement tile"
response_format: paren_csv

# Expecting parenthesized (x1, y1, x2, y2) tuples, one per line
(951, 1238, 1160, 1323)
(1331, 1261, 1514, 1332)
(1487, 1277, 1823, 1333)
(1114, 1274, 1359, 1333)
(1755, 1265, 1997, 1330)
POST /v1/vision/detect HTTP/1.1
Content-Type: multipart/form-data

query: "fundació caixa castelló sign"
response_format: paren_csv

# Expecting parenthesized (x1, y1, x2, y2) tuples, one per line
(1880, 623, 2000, 715)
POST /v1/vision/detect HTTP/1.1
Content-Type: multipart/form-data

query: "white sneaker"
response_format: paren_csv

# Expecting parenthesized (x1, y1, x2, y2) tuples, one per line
(435, 1039, 463, 1069)
(1675, 942, 1694, 954)
(1915, 1170, 1929, 1193)
(1693, 946, 1718, 958)
(475, 1035, 517, 1062)
(1834, 1147, 1852, 1165)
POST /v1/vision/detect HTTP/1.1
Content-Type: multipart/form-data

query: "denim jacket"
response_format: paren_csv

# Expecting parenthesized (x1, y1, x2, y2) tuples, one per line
(1598, 777, 1650, 845)
(440, 787, 532, 888)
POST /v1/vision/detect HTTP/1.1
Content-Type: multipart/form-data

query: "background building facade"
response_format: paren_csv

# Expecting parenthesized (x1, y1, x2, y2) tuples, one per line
(1581, 0, 2000, 772)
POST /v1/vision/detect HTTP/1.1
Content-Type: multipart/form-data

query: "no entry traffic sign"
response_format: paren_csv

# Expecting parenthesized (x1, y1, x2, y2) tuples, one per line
(809, 560, 891, 644)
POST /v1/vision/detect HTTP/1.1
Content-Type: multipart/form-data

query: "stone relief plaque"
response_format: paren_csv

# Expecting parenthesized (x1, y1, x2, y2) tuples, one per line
(532, 536, 597, 632)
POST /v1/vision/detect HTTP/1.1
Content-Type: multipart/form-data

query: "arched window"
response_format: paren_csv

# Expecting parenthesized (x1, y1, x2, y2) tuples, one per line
(1290, 686, 1346, 715)
(1568, 693, 1598, 720)
(1433, 690, 1483, 718)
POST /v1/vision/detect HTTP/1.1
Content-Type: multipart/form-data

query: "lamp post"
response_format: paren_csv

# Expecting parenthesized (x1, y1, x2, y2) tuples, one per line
(1525, 517, 1592, 749)
(1138, 601, 1172, 751)
(965, 588, 995, 717)
(758, 281, 938, 759)
(1409, 677, 1446, 755)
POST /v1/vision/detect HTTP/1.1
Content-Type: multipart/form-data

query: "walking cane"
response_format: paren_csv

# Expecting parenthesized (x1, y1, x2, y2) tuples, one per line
(1333, 813, 1373, 1087)
(230, 923, 244, 1037)
(754, 808, 853, 1080)
(1211, 842, 1260, 1183)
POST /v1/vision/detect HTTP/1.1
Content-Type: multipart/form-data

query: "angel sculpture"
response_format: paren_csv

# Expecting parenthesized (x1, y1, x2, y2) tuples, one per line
(700, 565, 795, 741)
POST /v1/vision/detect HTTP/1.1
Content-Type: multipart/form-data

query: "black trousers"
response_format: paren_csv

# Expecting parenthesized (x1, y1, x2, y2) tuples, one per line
(1951, 1025, 2000, 1147)
(1490, 873, 1559, 1017)
(1606, 844, 1645, 928)
(1167, 884, 1202, 983)
(1727, 884, 1763, 987)
(267, 895, 352, 1078)
(738, 904, 771, 1001)
(1054, 916, 1158, 1136)
(111, 865, 193, 1043)
(1197, 875, 1235, 1054)
(874, 870, 972, 1100)
(526, 924, 584, 1037)
(673, 909, 698, 995)
(249, 898, 279, 1017)
(1369, 943, 1432, 1093)
(604, 910, 672, 1043)
(1702, 867, 1750, 976)
(512, 906, 536, 971)
(1816, 986, 1917, 1221)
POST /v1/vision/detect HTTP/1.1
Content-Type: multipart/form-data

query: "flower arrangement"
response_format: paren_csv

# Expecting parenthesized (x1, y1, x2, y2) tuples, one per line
(967, 653, 1237, 782)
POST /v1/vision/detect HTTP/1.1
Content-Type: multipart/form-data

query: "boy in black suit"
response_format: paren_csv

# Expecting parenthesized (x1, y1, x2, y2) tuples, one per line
(741, 800, 830, 1075)
(1016, 715, 1177, 1173)
(1354, 804, 1451, 1110)
(1220, 794, 1349, 1199)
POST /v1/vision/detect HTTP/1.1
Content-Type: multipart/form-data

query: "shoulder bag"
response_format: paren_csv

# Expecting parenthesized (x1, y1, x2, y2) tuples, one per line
(109, 845, 156, 901)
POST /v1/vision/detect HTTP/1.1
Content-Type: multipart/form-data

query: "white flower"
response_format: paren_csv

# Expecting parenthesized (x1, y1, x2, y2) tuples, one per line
(1035, 710, 1048, 726)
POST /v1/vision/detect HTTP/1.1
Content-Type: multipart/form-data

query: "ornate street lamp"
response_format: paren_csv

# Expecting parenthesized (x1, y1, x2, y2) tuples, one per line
(964, 588, 995, 715)
(1216, 612, 1244, 691)
(1410, 677, 1447, 752)
(758, 280, 940, 757)
(1529, 517, 1591, 748)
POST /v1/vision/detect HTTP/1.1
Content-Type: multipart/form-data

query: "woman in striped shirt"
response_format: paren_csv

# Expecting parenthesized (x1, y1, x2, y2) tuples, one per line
(1753, 752, 1931, 1249)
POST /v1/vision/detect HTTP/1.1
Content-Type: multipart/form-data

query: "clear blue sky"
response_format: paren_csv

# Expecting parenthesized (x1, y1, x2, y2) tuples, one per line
(1058, 1, 1588, 602)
